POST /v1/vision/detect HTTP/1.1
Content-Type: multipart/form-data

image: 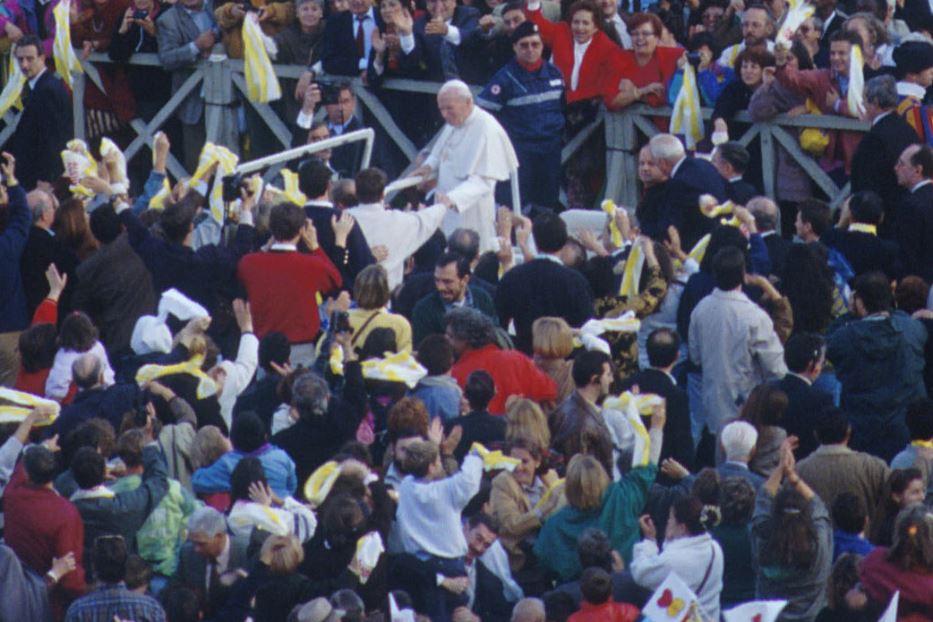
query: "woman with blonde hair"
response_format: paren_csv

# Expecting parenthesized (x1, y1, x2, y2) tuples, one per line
(533, 404, 665, 582)
(532, 317, 576, 410)
(505, 397, 551, 451)
(348, 264, 412, 352)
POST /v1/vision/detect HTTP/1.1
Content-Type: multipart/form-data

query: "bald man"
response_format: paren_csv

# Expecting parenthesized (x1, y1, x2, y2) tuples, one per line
(511, 598, 545, 622)
(747, 197, 790, 277)
(412, 80, 518, 254)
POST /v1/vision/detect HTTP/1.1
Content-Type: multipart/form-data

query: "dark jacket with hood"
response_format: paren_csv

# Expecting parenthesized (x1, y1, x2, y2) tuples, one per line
(826, 310, 928, 460)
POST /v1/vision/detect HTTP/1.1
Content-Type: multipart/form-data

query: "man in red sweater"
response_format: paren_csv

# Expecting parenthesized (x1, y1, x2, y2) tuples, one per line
(4, 443, 87, 617)
(238, 202, 342, 367)
(446, 307, 556, 415)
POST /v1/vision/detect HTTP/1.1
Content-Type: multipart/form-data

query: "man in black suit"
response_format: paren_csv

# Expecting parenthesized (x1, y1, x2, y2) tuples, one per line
(814, 0, 845, 68)
(619, 329, 695, 481)
(895, 144, 933, 280)
(462, 514, 515, 622)
(748, 197, 791, 278)
(323, 83, 367, 178)
(321, 0, 384, 77)
(446, 370, 506, 462)
(496, 212, 594, 354)
(775, 332, 834, 460)
(298, 159, 375, 287)
(851, 75, 919, 238)
(8, 35, 72, 190)
(712, 141, 758, 206)
(174, 507, 251, 617)
(821, 191, 901, 279)
(20, 189, 78, 316)
(649, 133, 728, 250)
(397, 0, 483, 82)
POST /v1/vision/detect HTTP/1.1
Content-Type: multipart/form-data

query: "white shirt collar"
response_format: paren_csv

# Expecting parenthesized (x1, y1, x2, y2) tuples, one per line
(897, 81, 927, 99)
(872, 110, 893, 126)
(912, 179, 933, 193)
(728, 175, 743, 183)
(822, 11, 836, 36)
(659, 369, 678, 385)
(573, 38, 592, 53)
(28, 68, 46, 90)
(304, 199, 333, 208)
(670, 156, 687, 179)
(538, 253, 564, 265)
(354, 201, 385, 210)
(787, 371, 813, 386)
(270, 242, 298, 251)
(215, 535, 231, 573)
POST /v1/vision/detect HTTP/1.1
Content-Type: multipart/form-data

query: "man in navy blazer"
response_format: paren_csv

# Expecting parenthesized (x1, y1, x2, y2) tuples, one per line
(649, 133, 727, 250)
(398, 0, 483, 82)
(321, 0, 385, 76)
(775, 333, 834, 460)
(8, 36, 72, 190)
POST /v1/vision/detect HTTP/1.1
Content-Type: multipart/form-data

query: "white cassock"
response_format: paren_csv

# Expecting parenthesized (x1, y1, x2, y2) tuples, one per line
(425, 106, 519, 253)
(347, 201, 448, 290)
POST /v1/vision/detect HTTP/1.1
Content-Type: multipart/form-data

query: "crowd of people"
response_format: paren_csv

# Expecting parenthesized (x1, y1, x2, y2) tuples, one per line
(5, 0, 933, 620)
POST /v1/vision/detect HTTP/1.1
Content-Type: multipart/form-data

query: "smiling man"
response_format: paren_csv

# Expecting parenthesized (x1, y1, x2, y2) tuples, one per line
(411, 251, 497, 346)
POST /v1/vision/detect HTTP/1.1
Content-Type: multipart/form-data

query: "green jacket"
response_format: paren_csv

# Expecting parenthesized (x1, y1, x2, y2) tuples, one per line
(411, 285, 497, 347)
(533, 465, 656, 583)
(111, 475, 201, 576)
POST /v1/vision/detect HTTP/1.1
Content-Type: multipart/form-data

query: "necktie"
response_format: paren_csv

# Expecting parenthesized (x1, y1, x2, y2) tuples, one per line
(356, 15, 366, 58)
(21, 82, 31, 106)
(440, 40, 458, 80)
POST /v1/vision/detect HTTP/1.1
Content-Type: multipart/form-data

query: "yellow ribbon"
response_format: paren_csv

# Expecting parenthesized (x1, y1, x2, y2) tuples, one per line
(849, 223, 877, 236)
(0, 388, 61, 424)
(912, 440, 933, 449)
(53, 0, 83, 90)
(242, 12, 282, 103)
(470, 442, 521, 472)
(601, 199, 623, 248)
(533, 479, 565, 512)
(686, 233, 711, 265)
(148, 178, 173, 211)
(618, 242, 644, 298)
(135, 355, 218, 400)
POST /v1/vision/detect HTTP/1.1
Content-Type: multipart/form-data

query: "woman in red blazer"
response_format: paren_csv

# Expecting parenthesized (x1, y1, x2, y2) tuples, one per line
(524, 0, 624, 106)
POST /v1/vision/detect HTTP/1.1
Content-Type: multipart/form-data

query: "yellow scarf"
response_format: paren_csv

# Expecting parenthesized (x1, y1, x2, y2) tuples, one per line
(849, 223, 877, 236)
(135, 355, 218, 399)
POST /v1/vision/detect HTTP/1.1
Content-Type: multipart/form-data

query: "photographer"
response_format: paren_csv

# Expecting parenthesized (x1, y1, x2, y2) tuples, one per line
(294, 79, 366, 178)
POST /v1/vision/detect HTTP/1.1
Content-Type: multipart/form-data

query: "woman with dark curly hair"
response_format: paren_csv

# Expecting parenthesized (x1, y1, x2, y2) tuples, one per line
(45, 312, 115, 401)
(446, 308, 556, 415)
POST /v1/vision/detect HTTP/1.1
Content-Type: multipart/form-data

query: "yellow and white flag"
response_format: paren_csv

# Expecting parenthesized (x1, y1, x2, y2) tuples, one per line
(601, 390, 655, 466)
(61, 139, 98, 198)
(135, 355, 218, 400)
(99, 137, 129, 194)
(848, 44, 865, 119)
(471, 442, 520, 472)
(53, 0, 83, 90)
(699, 195, 735, 218)
(242, 11, 281, 103)
(776, 0, 814, 47)
(619, 242, 644, 298)
(0, 388, 60, 424)
(0, 54, 25, 118)
(671, 63, 703, 150)
(361, 351, 427, 388)
(601, 199, 624, 248)
(191, 142, 239, 224)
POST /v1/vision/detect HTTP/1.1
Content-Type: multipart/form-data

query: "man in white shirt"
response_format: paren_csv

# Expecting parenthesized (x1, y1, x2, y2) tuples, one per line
(411, 80, 518, 254)
(717, 6, 775, 67)
(348, 168, 449, 289)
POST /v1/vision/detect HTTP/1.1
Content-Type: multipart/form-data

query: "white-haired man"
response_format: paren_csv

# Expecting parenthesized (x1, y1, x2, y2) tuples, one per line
(647, 134, 727, 249)
(412, 80, 518, 254)
(718, 420, 765, 489)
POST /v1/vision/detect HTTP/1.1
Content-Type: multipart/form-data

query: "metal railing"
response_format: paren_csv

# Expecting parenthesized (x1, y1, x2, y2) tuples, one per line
(1, 51, 870, 211)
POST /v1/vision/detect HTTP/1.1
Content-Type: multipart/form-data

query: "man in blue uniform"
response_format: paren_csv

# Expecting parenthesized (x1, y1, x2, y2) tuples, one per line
(478, 21, 565, 208)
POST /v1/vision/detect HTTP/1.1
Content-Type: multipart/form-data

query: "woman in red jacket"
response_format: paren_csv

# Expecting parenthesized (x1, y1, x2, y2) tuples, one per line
(609, 12, 683, 110)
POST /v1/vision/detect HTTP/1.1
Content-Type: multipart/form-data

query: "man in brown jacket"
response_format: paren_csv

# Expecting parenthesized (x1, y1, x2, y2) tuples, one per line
(796, 408, 890, 512)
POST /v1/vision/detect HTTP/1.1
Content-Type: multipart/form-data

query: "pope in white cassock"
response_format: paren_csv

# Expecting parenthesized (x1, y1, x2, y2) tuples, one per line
(412, 80, 519, 254)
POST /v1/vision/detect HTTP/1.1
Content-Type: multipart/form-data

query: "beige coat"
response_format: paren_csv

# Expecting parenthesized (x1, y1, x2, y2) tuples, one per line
(796, 444, 890, 513)
(490, 471, 564, 572)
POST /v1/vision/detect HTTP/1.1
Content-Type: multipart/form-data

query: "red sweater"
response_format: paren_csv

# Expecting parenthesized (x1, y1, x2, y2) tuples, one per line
(238, 248, 342, 343)
(568, 600, 640, 622)
(451, 344, 557, 415)
(525, 7, 624, 104)
(14, 298, 58, 398)
(4, 462, 87, 609)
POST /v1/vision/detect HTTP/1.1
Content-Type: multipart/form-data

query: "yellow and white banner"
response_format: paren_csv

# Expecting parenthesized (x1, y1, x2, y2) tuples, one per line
(0, 388, 60, 424)
(0, 54, 25, 118)
(848, 45, 865, 119)
(135, 355, 218, 400)
(776, 0, 814, 47)
(671, 63, 703, 150)
(242, 11, 281, 103)
(53, 0, 83, 90)
(361, 351, 427, 388)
